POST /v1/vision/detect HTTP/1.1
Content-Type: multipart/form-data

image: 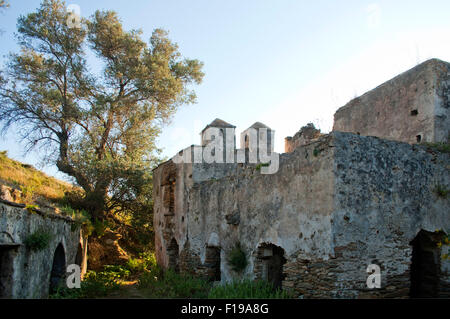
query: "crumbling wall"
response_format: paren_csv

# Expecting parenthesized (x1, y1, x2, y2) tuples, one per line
(333, 59, 450, 144)
(0, 200, 87, 298)
(159, 132, 449, 299)
(285, 123, 323, 153)
(330, 132, 449, 298)
(186, 136, 336, 283)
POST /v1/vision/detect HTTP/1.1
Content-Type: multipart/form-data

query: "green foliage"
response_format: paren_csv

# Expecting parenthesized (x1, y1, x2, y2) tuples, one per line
(227, 243, 248, 272)
(24, 230, 51, 251)
(138, 269, 211, 298)
(255, 163, 270, 171)
(0, 0, 204, 224)
(208, 280, 292, 299)
(421, 142, 450, 154)
(434, 184, 449, 198)
(313, 148, 323, 157)
(49, 269, 120, 299)
(25, 204, 39, 213)
(126, 252, 157, 273)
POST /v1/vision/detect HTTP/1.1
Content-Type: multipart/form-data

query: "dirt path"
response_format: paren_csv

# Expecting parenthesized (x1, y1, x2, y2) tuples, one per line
(105, 281, 149, 299)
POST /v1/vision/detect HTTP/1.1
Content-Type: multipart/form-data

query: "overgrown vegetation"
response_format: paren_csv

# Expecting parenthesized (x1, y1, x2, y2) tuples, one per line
(227, 243, 248, 272)
(433, 184, 449, 198)
(208, 280, 291, 299)
(49, 269, 121, 299)
(50, 251, 293, 299)
(24, 230, 51, 251)
(421, 142, 450, 154)
(255, 163, 270, 171)
(0, 150, 75, 203)
(138, 269, 212, 298)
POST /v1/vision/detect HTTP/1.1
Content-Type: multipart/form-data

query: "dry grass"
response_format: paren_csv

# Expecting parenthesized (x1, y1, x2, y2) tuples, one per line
(0, 150, 75, 202)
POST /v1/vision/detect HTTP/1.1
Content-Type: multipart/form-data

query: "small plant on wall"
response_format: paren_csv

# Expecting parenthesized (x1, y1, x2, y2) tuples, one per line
(24, 229, 52, 251)
(227, 243, 248, 272)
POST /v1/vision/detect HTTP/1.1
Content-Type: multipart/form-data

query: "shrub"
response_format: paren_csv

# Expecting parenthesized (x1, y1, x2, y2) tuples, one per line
(138, 269, 211, 298)
(227, 243, 247, 272)
(24, 230, 51, 251)
(255, 163, 270, 171)
(49, 270, 120, 299)
(422, 142, 450, 154)
(434, 184, 449, 198)
(208, 279, 292, 299)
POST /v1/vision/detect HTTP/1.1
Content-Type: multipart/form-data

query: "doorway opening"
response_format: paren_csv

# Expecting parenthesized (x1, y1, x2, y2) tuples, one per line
(256, 243, 287, 289)
(49, 243, 66, 294)
(410, 230, 445, 298)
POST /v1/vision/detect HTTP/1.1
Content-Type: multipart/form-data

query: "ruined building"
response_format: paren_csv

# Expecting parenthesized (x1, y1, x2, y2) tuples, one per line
(0, 196, 87, 298)
(153, 58, 450, 298)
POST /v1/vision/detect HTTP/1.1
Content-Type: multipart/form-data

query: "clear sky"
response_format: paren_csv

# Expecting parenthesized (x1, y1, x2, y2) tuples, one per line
(1, 0, 450, 181)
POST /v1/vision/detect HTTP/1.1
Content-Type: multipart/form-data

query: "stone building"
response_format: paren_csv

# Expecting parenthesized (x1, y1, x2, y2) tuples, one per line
(153, 58, 450, 298)
(0, 199, 87, 298)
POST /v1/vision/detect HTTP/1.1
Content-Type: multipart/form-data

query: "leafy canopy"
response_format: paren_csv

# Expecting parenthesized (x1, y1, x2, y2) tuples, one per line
(0, 0, 204, 225)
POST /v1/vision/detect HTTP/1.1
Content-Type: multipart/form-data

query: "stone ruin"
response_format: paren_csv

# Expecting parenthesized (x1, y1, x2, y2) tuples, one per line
(153, 58, 450, 298)
(0, 193, 87, 298)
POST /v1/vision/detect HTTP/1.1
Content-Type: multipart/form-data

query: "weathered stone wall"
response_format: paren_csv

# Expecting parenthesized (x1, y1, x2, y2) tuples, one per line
(333, 59, 450, 144)
(154, 131, 449, 298)
(186, 136, 336, 283)
(282, 133, 449, 298)
(0, 200, 87, 299)
(330, 132, 449, 298)
(285, 123, 323, 153)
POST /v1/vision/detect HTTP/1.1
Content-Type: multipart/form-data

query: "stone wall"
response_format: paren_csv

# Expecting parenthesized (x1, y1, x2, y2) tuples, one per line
(333, 59, 450, 144)
(0, 200, 87, 298)
(154, 131, 449, 298)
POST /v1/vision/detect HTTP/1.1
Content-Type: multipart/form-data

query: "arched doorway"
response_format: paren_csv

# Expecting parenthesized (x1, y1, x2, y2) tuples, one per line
(205, 246, 221, 282)
(410, 230, 445, 298)
(49, 243, 66, 294)
(256, 243, 287, 289)
(167, 238, 179, 273)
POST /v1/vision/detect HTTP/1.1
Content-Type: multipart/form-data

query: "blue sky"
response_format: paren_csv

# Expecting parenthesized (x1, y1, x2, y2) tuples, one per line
(1, 0, 450, 181)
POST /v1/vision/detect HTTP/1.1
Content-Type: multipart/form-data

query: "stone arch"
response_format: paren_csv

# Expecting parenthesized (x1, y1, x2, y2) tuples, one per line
(254, 243, 287, 289)
(409, 229, 445, 298)
(205, 246, 221, 282)
(167, 238, 179, 273)
(49, 243, 66, 294)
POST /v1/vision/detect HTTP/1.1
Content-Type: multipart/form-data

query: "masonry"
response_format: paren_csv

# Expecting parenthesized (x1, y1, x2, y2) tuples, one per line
(153, 58, 450, 298)
(0, 200, 87, 298)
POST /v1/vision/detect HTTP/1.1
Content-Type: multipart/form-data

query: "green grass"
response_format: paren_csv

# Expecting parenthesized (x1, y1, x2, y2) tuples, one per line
(49, 269, 121, 299)
(138, 268, 212, 298)
(208, 279, 292, 299)
(421, 142, 450, 154)
(0, 150, 77, 203)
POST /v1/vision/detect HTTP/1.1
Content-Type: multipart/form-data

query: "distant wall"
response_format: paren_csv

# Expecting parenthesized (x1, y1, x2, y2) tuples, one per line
(333, 59, 450, 144)
(0, 201, 87, 299)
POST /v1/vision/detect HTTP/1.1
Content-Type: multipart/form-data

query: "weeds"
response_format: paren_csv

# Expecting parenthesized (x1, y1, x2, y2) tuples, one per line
(24, 230, 51, 251)
(208, 279, 291, 299)
(227, 243, 248, 272)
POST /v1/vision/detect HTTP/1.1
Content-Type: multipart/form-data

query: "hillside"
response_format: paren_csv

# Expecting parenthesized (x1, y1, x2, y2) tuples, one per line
(0, 150, 77, 206)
